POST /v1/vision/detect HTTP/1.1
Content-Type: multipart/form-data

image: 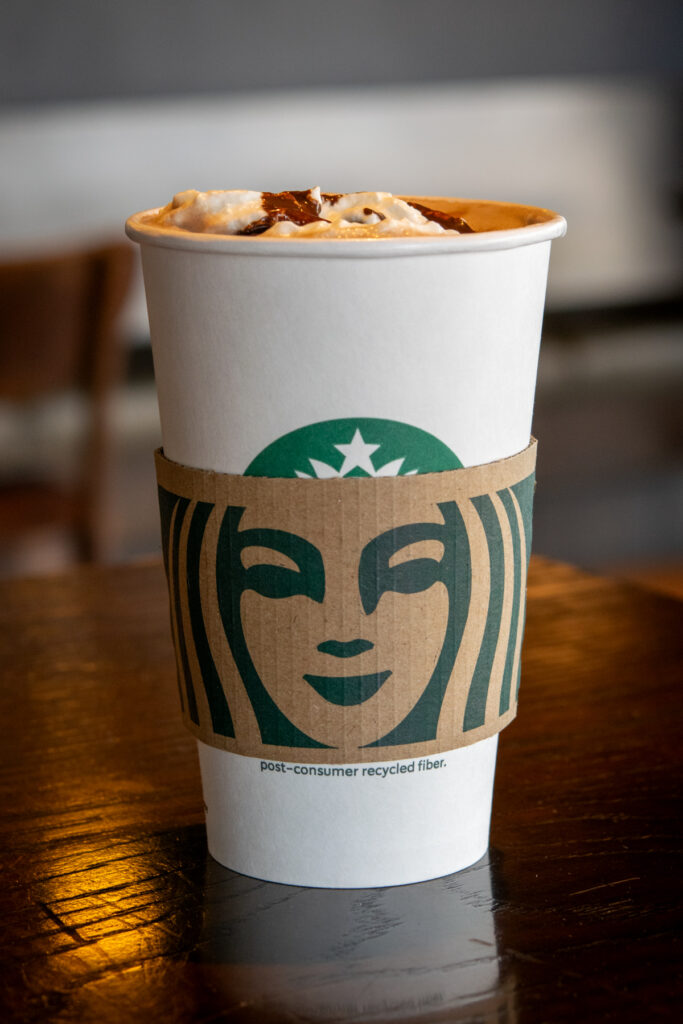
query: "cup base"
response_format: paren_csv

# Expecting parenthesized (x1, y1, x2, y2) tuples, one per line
(198, 736, 498, 889)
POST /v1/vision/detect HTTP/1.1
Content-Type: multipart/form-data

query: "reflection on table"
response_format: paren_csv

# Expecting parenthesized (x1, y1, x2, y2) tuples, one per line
(196, 854, 514, 1022)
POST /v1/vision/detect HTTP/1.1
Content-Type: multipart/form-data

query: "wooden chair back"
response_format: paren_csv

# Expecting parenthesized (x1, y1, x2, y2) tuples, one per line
(0, 241, 135, 564)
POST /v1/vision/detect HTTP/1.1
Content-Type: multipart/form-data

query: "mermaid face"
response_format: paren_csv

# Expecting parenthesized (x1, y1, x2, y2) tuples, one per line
(216, 495, 462, 750)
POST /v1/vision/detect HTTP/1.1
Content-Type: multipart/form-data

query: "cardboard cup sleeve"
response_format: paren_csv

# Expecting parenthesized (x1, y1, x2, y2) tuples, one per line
(156, 440, 536, 765)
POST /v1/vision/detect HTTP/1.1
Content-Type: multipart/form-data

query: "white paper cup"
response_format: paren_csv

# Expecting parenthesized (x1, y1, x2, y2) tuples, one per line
(127, 197, 565, 887)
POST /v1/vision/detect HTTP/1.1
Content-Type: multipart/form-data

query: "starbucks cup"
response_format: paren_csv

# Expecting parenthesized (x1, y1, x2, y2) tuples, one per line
(126, 197, 565, 888)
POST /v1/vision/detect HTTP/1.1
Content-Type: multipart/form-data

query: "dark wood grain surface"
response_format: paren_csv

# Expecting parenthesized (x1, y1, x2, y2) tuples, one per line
(1, 557, 681, 1023)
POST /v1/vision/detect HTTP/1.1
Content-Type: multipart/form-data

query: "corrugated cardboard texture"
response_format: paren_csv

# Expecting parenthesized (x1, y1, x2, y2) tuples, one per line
(156, 441, 536, 763)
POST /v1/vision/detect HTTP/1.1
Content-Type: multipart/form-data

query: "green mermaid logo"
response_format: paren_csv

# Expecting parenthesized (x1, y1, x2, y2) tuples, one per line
(244, 417, 462, 478)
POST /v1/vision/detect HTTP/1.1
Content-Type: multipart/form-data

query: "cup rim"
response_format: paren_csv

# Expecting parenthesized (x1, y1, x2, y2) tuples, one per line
(125, 195, 566, 258)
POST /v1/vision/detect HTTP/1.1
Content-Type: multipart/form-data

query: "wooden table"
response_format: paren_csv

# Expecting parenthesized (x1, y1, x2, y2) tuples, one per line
(1, 557, 681, 1023)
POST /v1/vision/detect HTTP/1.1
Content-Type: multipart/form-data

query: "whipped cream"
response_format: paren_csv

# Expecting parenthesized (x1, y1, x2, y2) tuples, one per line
(149, 188, 474, 238)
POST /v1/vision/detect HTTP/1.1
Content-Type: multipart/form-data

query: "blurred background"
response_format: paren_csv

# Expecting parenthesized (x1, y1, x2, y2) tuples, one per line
(1, 0, 681, 591)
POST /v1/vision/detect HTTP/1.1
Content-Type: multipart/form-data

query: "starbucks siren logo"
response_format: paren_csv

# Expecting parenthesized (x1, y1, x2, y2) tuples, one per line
(245, 418, 462, 478)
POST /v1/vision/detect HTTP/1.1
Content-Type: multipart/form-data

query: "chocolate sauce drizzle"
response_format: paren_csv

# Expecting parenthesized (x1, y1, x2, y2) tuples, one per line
(237, 189, 327, 235)
(405, 201, 474, 234)
(235, 191, 474, 235)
